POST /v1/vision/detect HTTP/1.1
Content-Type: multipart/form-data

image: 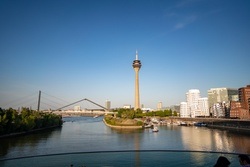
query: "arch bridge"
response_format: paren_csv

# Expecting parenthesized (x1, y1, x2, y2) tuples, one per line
(53, 98, 110, 112)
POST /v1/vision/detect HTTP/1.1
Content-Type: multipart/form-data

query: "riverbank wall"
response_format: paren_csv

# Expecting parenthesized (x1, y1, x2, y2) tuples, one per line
(166, 117, 250, 133)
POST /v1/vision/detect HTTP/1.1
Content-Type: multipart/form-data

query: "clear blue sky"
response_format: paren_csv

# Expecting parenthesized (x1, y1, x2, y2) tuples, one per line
(0, 0, 250, 110)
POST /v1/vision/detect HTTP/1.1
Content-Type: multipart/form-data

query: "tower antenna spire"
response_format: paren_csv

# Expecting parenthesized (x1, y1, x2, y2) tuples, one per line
(136, 50, 138, 60)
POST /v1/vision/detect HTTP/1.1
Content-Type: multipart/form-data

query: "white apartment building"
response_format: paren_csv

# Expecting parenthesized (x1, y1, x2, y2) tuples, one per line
(180, 102, 189, 117)
(186, 89, 200, 118)
(180, 89, 209, 118)
(211, 102, 229, 118)
(198, 97, 209, 117)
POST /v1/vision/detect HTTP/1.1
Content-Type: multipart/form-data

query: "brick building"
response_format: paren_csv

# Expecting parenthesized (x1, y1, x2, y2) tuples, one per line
(230, 85, 250, 119)
(230, 101, 241, 118)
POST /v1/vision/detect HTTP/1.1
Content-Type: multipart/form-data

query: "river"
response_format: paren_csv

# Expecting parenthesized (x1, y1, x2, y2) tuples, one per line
(0, 116, 250, 166)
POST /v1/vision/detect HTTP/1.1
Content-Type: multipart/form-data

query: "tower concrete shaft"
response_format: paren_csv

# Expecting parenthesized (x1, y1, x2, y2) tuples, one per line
(132, 51, 142, 110)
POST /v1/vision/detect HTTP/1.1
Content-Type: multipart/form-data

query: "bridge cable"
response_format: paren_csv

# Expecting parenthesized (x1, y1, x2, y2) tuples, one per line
(55, 98, 108, 111)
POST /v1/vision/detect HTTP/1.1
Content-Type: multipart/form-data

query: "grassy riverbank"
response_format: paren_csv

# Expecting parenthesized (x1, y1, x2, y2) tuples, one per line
(103, 115, 143, 129)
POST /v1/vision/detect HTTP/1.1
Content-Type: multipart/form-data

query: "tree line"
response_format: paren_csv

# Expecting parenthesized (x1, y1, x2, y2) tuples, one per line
(104, 108, 178, 126)
(0, 107, 63, 136)
(113, 108, 178, 119)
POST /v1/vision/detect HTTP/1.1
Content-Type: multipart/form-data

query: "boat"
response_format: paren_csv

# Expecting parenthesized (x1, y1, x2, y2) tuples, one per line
(143, 124, 153, 129)
(151, 118, 159, 124)
(152, 126, 159, 132)
(194, 122, 207, 127)
(178, 121, 188, 126)
(93, 115, 99, 118)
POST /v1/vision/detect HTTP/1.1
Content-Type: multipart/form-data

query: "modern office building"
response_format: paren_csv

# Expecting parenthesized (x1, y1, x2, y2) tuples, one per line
(141, 104, 144, 108)
(105, 100, 111, 111)
(207, 88, 238, 117)
(207, 88, 238, 107)
(132, 51, 142, 110)
(170, 105, 180, 115)
(157, 102, 162, 110)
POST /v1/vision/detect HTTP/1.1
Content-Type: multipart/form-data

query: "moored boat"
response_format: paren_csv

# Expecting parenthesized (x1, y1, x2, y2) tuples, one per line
(178, 121, 188, 126)
(143, 124, 153, 129)
(152, 126, 159, 132)
(194, 122, 207, 127)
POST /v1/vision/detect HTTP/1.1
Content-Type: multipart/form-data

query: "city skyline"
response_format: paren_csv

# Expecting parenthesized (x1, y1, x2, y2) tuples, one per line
(0, 0, 250, 109)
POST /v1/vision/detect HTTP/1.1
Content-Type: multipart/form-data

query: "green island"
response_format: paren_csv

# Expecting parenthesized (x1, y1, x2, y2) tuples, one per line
(0, 107, 63, 137)
(104, 108, 177, 128)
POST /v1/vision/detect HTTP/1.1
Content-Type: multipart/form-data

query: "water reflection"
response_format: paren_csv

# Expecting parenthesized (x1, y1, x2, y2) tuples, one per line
(110, 128, 143, 166)
(179, 126, 250, 154)
(0, 127, 61, 157)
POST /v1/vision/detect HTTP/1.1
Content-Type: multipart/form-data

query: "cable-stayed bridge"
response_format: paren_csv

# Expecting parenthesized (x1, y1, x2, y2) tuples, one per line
(1, 91, 110, 115)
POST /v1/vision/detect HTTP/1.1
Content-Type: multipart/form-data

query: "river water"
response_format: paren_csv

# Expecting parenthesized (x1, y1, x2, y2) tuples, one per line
(0, 116, 250, 166)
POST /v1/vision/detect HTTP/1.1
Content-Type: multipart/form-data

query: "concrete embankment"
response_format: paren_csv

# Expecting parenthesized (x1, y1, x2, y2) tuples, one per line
(167, 117, 250, 133)
(103, 119, 143, 129)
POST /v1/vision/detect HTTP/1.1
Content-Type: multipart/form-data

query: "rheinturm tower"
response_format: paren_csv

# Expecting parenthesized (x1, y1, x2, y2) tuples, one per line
(132, 51, 142, 110)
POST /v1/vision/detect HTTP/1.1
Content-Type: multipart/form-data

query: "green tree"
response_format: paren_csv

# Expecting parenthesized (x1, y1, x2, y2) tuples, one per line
(169, 109, 173, 116)
(10, 109, 22, 132)
(0, 108, 63, 136)
(23, 115, 36, 131)
(135, 109, 143, 118)
(0, 108, 8, 135)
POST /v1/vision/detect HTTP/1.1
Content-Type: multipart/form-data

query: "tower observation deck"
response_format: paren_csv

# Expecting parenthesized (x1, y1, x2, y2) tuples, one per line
(132, 51, 142, 110)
